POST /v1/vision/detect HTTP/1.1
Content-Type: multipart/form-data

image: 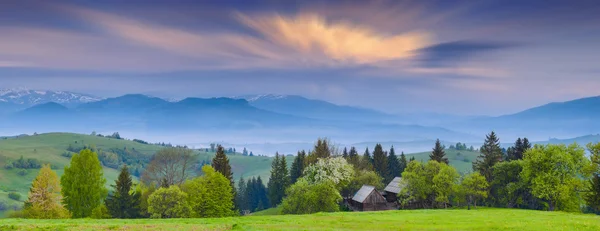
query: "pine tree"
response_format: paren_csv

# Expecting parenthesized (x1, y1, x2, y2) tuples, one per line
(387, 146, 401, 182)
(236, 177, 248, 213)
(342, 147, 348, 159)
(61, 149, 107, 218)
(290, 150, 306, 184)
(268, 153, 289, 207)
(473, 131, 503, 182)
(359, 147, 373, 170)
(409, 156, 416, 162)
(399, 152, 408, 175)
(347, 147, 360, 167)
(306, 138, 331, 165)
(212, 145, 233, 186)
(105, 165, 141, 218)
(430, 139, 448, 164)
(586, 174, 600, 213)
(372, 144, 388, 181)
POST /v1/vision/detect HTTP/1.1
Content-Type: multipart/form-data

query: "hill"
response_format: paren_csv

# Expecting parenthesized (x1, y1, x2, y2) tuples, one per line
(0, 133, 289, 217)
(406, 149, 480, 174)
(2, 208, 599, 230)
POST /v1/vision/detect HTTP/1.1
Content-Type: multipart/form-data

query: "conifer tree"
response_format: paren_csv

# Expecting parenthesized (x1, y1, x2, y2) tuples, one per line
(290, 150, 306, 184)
(387, 146, 401, 182)
(473, 131, 503, 182)
(586, 143, 600, 213)
(105, 165, 141, 218)
(306, 138, 332, 165)
(409, 156, 416, 162)
(236, 177, 248, 213)
(359, 147, 373, 170)
(212, 145, 233, 186)
(347, 147, 360, 167)
(268, 153, 289, 207)
(430, 139, 449, 164)
(61, 149, 107, 218)
(372, 144, 388, 181)
(399, 152, 408, 175)
(23, 164, 70, 219)
(342, 147, 348, 159)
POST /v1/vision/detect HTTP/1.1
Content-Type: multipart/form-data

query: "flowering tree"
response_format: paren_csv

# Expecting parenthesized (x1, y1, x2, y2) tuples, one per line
(303, 157, 354, 189)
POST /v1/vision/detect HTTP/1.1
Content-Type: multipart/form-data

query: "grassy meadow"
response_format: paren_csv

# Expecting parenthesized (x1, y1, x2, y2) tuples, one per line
(1, 208, 599, 230)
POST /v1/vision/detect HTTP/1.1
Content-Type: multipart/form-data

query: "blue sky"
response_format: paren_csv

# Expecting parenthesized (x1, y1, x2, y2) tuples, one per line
(1, 0, 599, 115)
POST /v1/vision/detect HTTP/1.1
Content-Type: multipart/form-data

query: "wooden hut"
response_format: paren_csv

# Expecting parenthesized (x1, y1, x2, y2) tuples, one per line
(383, 177, 402, 203)
(351, 185, 387, 211)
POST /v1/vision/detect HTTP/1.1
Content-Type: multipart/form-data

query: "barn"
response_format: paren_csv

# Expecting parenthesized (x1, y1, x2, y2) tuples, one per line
(383, 177, 403, 202)
(350, 185, 388, 211)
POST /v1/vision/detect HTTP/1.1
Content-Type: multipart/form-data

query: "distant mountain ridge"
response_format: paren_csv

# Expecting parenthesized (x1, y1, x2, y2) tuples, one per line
(0, 88, 103, 107)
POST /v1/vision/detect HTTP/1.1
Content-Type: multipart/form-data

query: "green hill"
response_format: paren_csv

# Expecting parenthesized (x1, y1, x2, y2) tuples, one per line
(0, 132, 289, 217)
(406, 149, 480, 174)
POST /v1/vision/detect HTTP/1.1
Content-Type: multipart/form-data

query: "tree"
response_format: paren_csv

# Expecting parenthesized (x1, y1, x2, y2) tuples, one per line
(306, 138, 332, 165)
(105, 165, 141, 218)
(280, 179, 342, 214)
(142, 148, 196, 187)
(290, 150, 306, 184)
(473, 131, 503, 182)
(387, 146, 401, 183)
(303, 157, 354, 189)
(490, 161, 525, 208)
(430, 139, 448, 164)
(236, 177, 248, 213)
(359, 147, 373, 170)
(22, 164, 70, 219)
(268, 153, 290, 207)
(521, 144, 590, 211)
(433, 164, 460, 208)
(461, 172, 489, 209)
(342, 147, 348, 159)
(245, 176, 269, 212)
(341, 170, 384, 198)
(587, 142, 600, 212)
(399, 152, 408, 175)
(507, 137, 532, 161)
(212, 145, 234, 187)
(61, 149, 107, 218)
(347, 147, 360, 167)
(182, 165, 235, 218)
(372, 144, 388, 182)
(147, 186, 191, 218)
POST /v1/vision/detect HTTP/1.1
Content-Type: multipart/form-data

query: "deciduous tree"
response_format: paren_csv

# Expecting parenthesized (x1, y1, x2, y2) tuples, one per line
(142, 148, 196, 187)
(61, 149, 107, 218)
(22, 164, 70, 219)
(182, 165, 235, 218)
(147, 185, 191, 218)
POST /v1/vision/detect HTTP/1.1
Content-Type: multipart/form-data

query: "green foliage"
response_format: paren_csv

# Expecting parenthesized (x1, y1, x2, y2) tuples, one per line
(359, 147, 373, 171)
(90, 204, 111, 219)
(400, 160, 459, 208)
(268, 153, 290, 207)
(306, 138, 332, 165)
(147, 186, 191, 218)
(182, 165, 235, 218)
(473, 131, 503, 182)
(105, 165, 141, 218)
(460, 172, 489, 208)
(290, 150, 306, 184)
(212, 145, 234, 186)
(61, 149, 107, 218)
(23, 164, 70, 219)
(521, 144, 590, 211)
(372, 144, 389, 182)
(586, 142, 600, 212)
(347, 147, 360, 167)
(280, 179, 342, 214)
(506, 138, 531, 161)
(243, 176, 270, 212)
(7, 192, 20, 201)
(430, 139, 448, 164)
(387, 146, 401, 183)
(342, 170, 384, 198)
(5, 156, 42, 169)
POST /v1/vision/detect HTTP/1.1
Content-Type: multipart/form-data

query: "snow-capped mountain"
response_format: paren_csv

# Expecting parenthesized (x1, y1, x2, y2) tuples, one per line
(0, 88, 103, 106)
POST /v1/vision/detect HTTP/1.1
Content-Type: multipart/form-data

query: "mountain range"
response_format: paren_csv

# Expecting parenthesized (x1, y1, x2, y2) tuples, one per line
(0, 88, 598, 154)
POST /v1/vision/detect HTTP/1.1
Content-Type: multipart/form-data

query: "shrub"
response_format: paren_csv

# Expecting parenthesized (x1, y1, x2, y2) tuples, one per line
(90, 205, 112, 219)
(17, 169, 27, 176)
(8, 192, 21, 201)
(148, 186, 191, 218)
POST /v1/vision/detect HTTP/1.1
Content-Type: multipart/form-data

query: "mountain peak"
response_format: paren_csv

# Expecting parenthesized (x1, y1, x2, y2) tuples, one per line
(244, 94, 293, 102)
(0, 88, 103, 106)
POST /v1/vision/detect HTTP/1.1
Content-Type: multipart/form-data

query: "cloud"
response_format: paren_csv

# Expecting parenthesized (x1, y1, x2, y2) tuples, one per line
(415, 41, 517, 68)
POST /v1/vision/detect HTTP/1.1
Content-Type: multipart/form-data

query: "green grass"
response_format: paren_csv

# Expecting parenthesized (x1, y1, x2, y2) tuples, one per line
(0, 132, 289, 217)
(251, 206, 282, 216)
(1, 208, 599, 230)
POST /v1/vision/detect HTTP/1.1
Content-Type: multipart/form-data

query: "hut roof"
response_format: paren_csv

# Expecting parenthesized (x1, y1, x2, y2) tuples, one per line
(384, 177, 403, 194)
(352, 185, 376, 203)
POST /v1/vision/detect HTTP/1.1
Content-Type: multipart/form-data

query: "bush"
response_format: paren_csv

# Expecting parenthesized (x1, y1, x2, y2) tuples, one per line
(17, 169, 28, 176)
(148, 186, 191, 218)
(91, 205, 112, 219)
(0, 201, 7, 211)
(8, 192, 21, 201)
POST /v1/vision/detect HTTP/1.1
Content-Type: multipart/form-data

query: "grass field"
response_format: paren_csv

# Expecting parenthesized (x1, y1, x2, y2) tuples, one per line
(1, 208, 599, 230)
(405, 149, 480, 173)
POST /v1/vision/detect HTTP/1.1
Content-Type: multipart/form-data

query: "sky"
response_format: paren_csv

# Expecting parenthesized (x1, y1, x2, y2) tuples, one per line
(1, 0, 599, 115)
